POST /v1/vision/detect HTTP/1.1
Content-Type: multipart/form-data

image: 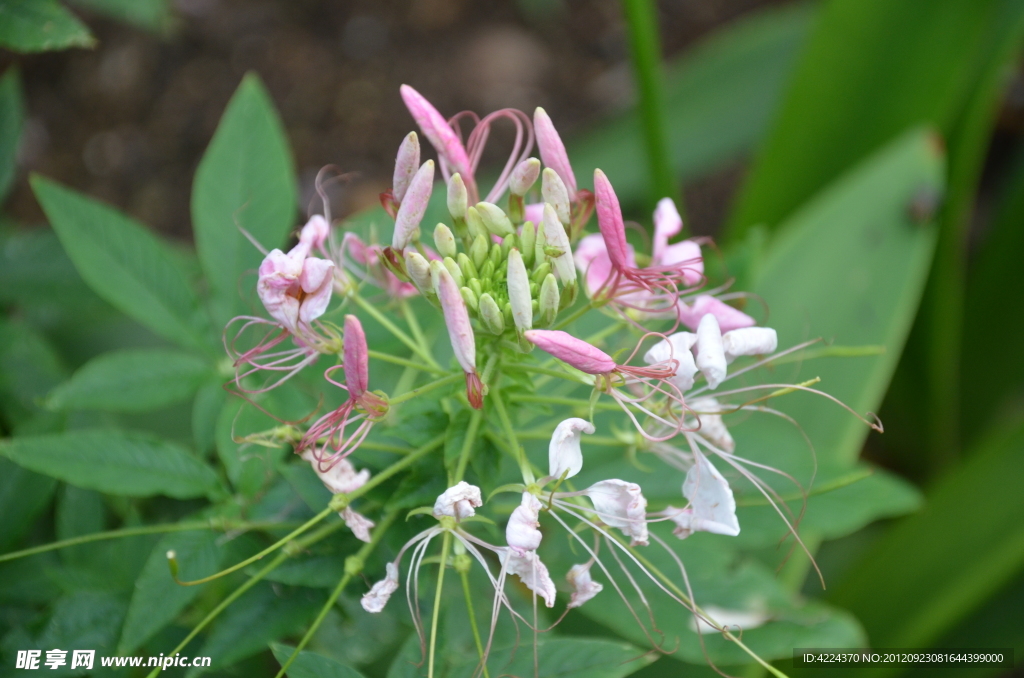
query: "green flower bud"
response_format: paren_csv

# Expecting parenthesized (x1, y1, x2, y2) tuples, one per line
(405, 251, 432, 292)
(538, 273, 560, 327)
(476, 202, 514, 237)
(510, 157, 541, 196)
(465, 206, 487, 239)
(478, 293, 505, 335)
(428, 259, 445, 294)
(542, 167, 571, 225)
(488, 242, 503, 268)
(470, 234, 489, 269)
(461, 286, 479, 312)
(434, 223, 457, 259)
(507, 248, 532, 330)
(443, 256, 464, 287)
(456, 252, 479, 280)
(479, 259, 495, 280)
(502, 234, 517, 258)
(520, 221, 536, 268)
(469, 278, 483, 298)
(560, 279, 578, 310)
(448, 173, 468, 221)
(532, 261, 551, 284)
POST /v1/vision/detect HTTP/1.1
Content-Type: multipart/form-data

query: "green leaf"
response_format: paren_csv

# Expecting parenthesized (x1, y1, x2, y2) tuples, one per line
(0, 457, 56, 550)
(46, 348, 213, 412)
(68, 0, 171, 32)
(55, 484, 104, 567)
(0, 317, 67, 428)
(258, 554, 345, 588)
(30, 591, 127, 662)
(270, 643, 367, 678)
(119, 529, 224, 653)
(453, 637, 654, 678)
(828, 420, 1024, 677)
(0, 67, 24, 200)
(194, 582, 321, 673)
(192, 73, 297, 327)
(0, 0, 95, 53)
(569, 3, 813, 207)
(192, 377, 227, 452)
(0, 429, 220, 499)
(31, 176, 208, 351)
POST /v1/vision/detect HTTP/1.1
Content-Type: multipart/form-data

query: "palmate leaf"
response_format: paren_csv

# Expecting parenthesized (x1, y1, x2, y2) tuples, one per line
(0, 0, 95, 53)
(31, 176, 210, 352)
(46, 348, 214, 413)
(0, 429, 220, 499)
(192, 73, 297, 328)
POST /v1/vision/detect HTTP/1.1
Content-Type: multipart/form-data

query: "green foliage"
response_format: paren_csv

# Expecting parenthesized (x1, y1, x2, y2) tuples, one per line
(0, 68, 24, 202)
(0, 458, 56, 550)
(32, 176, 210, 351)
(68, 0, 171, 32)
(0, 429, 220, 499)
(271, 643, 368, 678)
(0, 0, 95, 53)
(46, 348, 213, 412)
(191, 72, 297, 328)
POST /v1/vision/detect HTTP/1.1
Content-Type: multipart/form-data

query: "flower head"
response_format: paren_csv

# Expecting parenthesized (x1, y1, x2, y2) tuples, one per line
(433, 481, 483, 521)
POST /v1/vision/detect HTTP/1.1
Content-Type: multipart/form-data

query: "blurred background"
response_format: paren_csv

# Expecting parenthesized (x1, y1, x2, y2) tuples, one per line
(2, 0, 1024, 676)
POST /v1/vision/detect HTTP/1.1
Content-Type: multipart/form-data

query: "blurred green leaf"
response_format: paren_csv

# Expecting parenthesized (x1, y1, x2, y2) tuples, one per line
(192, 377, 226, 453)
(194, 582, 321, 674)
(54, 485, 104, 567)
(270, 643, 367, 678)
(28, 591, 127, 668)
(258, 554, 345, 589)
(0, 317, 66, 429)
(829, 420, 1024, 677)
(46, 348, 213, 412)
(0, 0, 95, 53)
(68, 0, 171, 32)
(0, 67, 24, 201)
(31, 176, 209, 352)
(192, 73, 297, 328)
(569, 3, 812, 208)
(119, 529, 224, 653)
(451, 636, 654, 678)
(0, 429, 220, 499)
(0, 457, 56, 551)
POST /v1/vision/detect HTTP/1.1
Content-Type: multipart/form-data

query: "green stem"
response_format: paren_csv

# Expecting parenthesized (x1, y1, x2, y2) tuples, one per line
(620, 0, 678, 208)
(460, 569, 490, 678)
(402, 299, 434, 358)
(507, 394, 619, 412)
(515, 364, 590, 384)
(517, 430, 626, 447)
(428, 530, 453, 678)
(352, 294, 440, 370)
(350, 434, 445, 500)
(0, 519, 301, 563)
(273, 511, 398, 678)
(491, 379, 534, 484)
(367, 349, 446, 375)
(389, 373, 462, 406)
(552, 301, 596, 331)
(454, 410, 484, 484)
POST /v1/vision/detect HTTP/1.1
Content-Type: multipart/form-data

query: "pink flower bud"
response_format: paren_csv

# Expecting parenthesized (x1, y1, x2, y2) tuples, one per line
(499, 548, 556, 608)
(509, 157, 541, 197)
(343, 315, 369, 397)
(393, 132, 421, 203)
(524, 330, 616, 375)
(549, 417, 594, 479)
(361, 562, 399, 613)
(392, 160, 435, 250)
(533, 107, 577, 199)
(566, 561, 603, 609)
(677, 295, 755, 333)
(400, 85, 472, 179)
(695, 313, 727, 389)
(506, 492, 543, 554)
(436, 266, 477, 376)
(585, 479, 649, 546)
(593, 169, 631, 271)
(433, 481, 483, 521)
(722, 327, 777, 363)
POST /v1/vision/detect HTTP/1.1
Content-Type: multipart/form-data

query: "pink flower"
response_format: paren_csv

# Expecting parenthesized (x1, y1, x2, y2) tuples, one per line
(300, 449, 375, 543)
(677, 295, 755, 333)
(533, 107, 577, 200)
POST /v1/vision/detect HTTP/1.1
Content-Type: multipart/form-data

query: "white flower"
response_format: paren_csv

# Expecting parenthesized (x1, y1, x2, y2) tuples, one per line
(506, 492, 543, 554)
(566, 561, 603, 609)
(644, 331, 699, 392)
(301, 451, 375, 543)
(688, 397, 735, 453)
(432, 481, 483, 521)
(361, 562, 400, 613)
(585, 479, 649, 546)
(499, 548, 557, 607)
(722, 327, 777, 363)
(695, 313, 727, 389)
(341, 508, 375, 543)
(548, 417, 595, 479)
(661, 450, 739, 538)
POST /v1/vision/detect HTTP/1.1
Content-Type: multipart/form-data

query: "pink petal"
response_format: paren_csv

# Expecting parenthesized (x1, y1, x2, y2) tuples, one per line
(534, 107, 577, 199)
(594, 169, 631, 271)
(400, 85, 471, 178)
(343, 314, 369, 396)
(678, 295, 755, 333)
(659, 240, 703, 286)
(524, 329, 616, 375)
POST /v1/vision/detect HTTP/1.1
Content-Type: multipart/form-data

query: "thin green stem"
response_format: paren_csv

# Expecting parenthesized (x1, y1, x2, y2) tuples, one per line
(351, 434, 445, 500)
(402, 299, 434, 358)
(491, 379, 534, 484)
(352, 294, 440, 370)
(367, 349, 446, 375)
(552, 301, 596, 331)
(460, 569, 490, 678)
(389, 373, 462, 406)
(517, 430, 626, 447)
(507, 394, 619, 412)
(428, 530, 453, 678)
(273, 511, 398, 678)
(358, 441, 417, 455)
(515, 364, 590, 384)
(735, 467, 874, 507)
(455, 410, 484, 484)
(0, 520, 301, 563)
(620, 0, 678, 208)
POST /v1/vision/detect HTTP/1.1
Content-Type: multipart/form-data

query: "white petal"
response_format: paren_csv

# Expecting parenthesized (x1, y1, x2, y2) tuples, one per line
(361, 562, 399, 613)
(432, 481, 483, 521)
(681, 450, 739, 537)
(567, 561, 603, 608)
(548, 418, 594, 479)
(722, 327, 777, 363)
(688, 397, 735, 453)
(695, 314, 727, 389)
(341, 507, 375, 543)
(499, 548, 557, 607)
(645, 332, 699, 392)
(302, 450, 371, 495)
(506, 492, 543, 553)
(585, 479, 649, 546)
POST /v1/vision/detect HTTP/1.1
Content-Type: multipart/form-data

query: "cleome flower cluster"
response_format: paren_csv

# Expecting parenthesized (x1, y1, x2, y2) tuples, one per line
(220, 84, 881, 676)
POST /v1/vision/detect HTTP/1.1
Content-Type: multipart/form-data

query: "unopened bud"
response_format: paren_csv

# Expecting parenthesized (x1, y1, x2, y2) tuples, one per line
(539, 274, 560, 327)
(520, 221, 537, 267)
(456, 252, 479, 280)
(507, 249, 532, 330)
(502, 234, 517, 258)
(434, 223, 457, 259)
(542, 168, 571, 225)
(393, 160, 435, 250)
(542, 203, 577, 285)
(393, 132, 420, 203)
(461, 286, 479, 312)
(476, 202, 514, 237)
(429, 259, 445, 295)
(532, 261, 552, 284)
(405, 251, 432, 291)
(479, 293, 505, 334)
(468, 277, 483, 298)
(443, 256, 464, 287)
(470, 234, 489, 269)
(465, 206, 487, 239)
(510, 157, 541, 197)
(487, 242, 503, 268)
(448, 173, 468, 221)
